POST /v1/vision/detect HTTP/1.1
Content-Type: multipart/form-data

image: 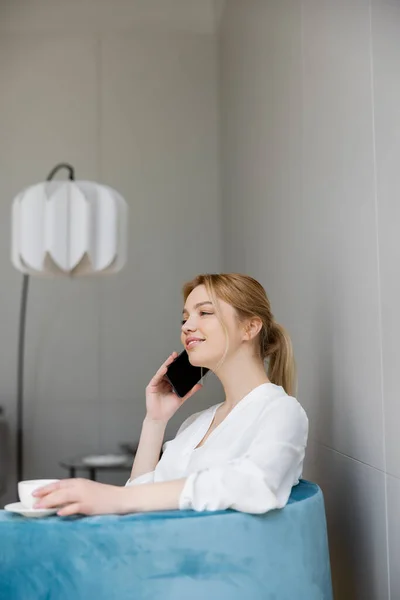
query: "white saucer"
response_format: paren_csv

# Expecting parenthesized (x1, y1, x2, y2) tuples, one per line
(82, 454, 128, 467)
(4, 502, 57, 518)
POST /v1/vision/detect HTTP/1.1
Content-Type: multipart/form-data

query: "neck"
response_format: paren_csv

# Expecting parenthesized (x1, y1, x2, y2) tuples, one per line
(213, 350, 270, 410)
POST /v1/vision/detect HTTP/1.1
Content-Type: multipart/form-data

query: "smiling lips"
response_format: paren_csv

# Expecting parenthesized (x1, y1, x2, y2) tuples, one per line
(186, 337, 205, 350)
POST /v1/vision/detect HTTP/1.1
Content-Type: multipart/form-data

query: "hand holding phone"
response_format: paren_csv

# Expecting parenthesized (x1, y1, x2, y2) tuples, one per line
(145, 352, 204, 424)
(165, 350, 209, 398)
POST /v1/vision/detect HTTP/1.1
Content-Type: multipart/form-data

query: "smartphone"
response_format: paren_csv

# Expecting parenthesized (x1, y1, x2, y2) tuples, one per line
(165, 350, 209, 398)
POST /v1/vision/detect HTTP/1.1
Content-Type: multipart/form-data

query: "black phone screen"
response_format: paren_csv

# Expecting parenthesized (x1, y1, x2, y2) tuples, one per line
(165, 350, 209, 398)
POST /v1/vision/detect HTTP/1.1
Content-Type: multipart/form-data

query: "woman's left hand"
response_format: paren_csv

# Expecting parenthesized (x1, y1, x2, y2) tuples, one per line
(33, 478, 126, 517)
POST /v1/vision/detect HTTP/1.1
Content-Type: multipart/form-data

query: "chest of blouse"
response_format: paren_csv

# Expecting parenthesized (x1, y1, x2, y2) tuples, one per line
(155, 390, 286, 480)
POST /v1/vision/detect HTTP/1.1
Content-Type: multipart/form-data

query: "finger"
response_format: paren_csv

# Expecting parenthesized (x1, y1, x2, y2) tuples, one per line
(33, 478, 76, 498)
(158, 352, 178, 372)
(33, 480, 63, 497)
(57, 503, 82, 517)
(34, 489, 72, 509)
(181, 382, 203, 403)
(150, 353, 178, 384)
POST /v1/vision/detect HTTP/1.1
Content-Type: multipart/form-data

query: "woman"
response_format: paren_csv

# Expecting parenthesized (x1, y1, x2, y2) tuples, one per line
(34, 273, 308, 516)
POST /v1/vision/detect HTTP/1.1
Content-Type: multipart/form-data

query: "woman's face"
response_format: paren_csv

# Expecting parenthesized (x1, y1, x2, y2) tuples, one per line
(180, 285, 244, 370)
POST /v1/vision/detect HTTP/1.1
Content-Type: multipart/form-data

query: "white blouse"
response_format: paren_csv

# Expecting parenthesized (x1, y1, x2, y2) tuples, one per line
(126, 383, 309, 514)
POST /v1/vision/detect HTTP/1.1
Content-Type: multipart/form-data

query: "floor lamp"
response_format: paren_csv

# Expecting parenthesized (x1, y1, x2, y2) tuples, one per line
(11, 163, 128, 484)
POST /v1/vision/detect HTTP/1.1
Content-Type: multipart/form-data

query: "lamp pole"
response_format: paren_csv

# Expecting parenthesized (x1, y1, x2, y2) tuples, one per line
(16, 163, 75, 485)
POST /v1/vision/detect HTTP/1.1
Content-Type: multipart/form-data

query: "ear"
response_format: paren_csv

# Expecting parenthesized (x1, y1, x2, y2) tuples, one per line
(243, 317, 263, 341)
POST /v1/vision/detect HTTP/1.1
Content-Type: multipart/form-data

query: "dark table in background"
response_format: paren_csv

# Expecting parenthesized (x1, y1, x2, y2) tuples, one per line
(59, 441, 138, 481)
(58, 443, 162, 482)
(59, 455, 134, 481)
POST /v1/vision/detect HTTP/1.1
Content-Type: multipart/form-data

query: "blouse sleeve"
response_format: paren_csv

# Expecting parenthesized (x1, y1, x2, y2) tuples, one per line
(179, 398, 309, 514)
(125, 411, 202, 487)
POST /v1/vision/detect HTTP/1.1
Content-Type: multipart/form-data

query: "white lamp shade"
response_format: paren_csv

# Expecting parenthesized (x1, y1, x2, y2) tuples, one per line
(11, 180, 128, 277)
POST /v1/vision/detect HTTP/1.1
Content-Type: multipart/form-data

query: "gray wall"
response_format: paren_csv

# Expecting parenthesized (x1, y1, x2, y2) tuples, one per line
(0, 0, 223, 506)
(220, 0, 399, 598)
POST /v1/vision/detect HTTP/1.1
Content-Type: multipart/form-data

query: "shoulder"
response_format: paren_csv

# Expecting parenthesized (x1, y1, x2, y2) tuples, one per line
(255, 384, 309, 440)
(261, 383, 307, 415)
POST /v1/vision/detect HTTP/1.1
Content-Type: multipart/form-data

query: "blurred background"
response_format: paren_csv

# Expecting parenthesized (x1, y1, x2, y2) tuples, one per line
(0, 0, 399, 598)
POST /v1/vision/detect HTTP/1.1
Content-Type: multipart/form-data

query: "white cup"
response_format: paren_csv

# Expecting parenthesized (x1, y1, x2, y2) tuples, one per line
(18, 479, 60, 509)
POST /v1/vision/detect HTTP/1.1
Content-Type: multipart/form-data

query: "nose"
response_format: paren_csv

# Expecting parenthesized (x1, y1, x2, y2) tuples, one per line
(182, 316, 197, 334)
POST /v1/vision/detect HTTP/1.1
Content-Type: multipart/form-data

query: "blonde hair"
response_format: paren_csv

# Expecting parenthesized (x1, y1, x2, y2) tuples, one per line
(183, 273, 297, 397)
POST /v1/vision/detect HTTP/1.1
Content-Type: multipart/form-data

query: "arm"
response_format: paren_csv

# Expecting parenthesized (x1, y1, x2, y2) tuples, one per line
(127, 352, 202, 485)
(122, 479, 186, 512)
(123, 398, 308, 515)
(178, 399, 309, 513)
(128, 417, 166, 483)
(35, 399, 308, 516)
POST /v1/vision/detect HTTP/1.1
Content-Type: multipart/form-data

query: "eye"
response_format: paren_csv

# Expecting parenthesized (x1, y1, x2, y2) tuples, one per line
(181, 311, 213, 326)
